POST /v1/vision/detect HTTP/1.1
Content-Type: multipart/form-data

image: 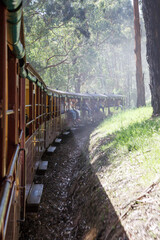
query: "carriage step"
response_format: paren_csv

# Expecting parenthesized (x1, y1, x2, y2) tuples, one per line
(71, 127, 77, 131)
(37, 161, 48, 174)
(27, 184, 43, 212)
(55, 138, 62, 144)
(47, 146, 56, 153)
(63, 131, 70, 136)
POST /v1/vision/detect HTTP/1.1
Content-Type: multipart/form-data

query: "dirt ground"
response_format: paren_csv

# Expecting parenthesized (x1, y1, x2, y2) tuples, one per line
(89, 131, 160, 240)
(19, 125, 128, 240)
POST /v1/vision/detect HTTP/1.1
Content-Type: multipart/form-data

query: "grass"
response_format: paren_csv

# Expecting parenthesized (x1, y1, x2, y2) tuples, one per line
(94, 107, 153, 139)
(90, 106, 160, 182)
(89, 107, 160, 239)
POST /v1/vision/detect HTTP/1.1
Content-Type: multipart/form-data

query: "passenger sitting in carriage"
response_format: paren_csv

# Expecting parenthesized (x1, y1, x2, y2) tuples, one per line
(99, 100, 105, 113)
(66, 99, 76, 121)
(66, 99, 80, 125)
(82, 100, 92, 115)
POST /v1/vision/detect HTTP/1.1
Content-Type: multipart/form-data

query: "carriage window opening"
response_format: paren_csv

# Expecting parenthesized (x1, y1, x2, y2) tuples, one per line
(36, 85, 40, 129)
(52, 95, 54, 118)
(54, 96, 57, 117)
(48, 96, 52, 120)
(46, 95, 50, 121)
(56, 96, 59, 117)
(40, 89, 43, 124)
(43, 92, 46, 122)
(25, 79, 32, 139)
(61, 97, 65, 114)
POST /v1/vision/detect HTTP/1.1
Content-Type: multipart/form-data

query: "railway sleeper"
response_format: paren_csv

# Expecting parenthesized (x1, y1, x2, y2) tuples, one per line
(26, 184, 44, 212)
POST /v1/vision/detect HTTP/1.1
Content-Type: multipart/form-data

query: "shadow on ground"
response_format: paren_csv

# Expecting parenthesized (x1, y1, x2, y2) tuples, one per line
(20, 125, 128, 240)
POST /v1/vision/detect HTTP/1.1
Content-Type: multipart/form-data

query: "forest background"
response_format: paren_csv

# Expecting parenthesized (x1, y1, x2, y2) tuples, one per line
(23, 0, 150, 107)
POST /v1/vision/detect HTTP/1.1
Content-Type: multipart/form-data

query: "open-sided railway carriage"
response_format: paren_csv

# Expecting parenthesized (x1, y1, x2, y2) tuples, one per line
(0, 1, 125, 240)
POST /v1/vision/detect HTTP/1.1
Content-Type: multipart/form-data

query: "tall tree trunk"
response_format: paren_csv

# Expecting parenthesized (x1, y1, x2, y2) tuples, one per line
(133, 0, 146, 107)
(142, 0, 160, 115)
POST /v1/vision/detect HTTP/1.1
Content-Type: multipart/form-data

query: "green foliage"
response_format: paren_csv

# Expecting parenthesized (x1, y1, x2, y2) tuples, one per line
(23, 0, 150, 104)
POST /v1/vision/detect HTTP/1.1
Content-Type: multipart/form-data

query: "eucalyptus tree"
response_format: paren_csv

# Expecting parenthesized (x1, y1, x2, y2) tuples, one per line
(142, 0, 160, 115)
(133, 0, 145, 107)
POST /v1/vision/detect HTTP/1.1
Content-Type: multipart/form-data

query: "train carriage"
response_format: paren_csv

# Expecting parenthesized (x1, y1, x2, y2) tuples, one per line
(0, 1, 125, 240)
(0, 1, 26, 239)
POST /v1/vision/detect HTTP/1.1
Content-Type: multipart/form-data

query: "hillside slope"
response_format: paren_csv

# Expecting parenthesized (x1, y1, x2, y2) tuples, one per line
(89, 107, 160, 239)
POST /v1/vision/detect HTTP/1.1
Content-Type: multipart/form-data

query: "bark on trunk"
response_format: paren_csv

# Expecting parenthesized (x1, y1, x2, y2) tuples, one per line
(142, 0, 160, 115)
(133, 0, 146, 107)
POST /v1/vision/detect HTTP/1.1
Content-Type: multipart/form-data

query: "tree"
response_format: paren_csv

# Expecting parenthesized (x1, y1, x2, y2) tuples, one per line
(142, 0, 160, 115)
(23, 0, 150, 105)
(133, 0, 145, 107)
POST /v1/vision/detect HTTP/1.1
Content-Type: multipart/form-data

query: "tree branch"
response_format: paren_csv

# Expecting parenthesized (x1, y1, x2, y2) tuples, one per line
(40, 58, 68, 71)
(47, 54, 68, 62)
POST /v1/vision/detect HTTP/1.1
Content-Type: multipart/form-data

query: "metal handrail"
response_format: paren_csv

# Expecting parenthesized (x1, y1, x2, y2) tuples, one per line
(35, 104, 42, 106)
(19, 130, 23, 142)
(17, 148, 26, 222)
(0, 130, 23, 238)
(26, 113, 48, 126)
(26, 119, 35, 126)
(6, 110, 14, 115)
(6, 145, 20, 182)
(35, 113, 46, 120)
(25, 105, 32, 107)
(0, 109, 21, 118)
(0, 144, 20, 237)
(0, 110, 14, 118)
(3, 182, 16, 240)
